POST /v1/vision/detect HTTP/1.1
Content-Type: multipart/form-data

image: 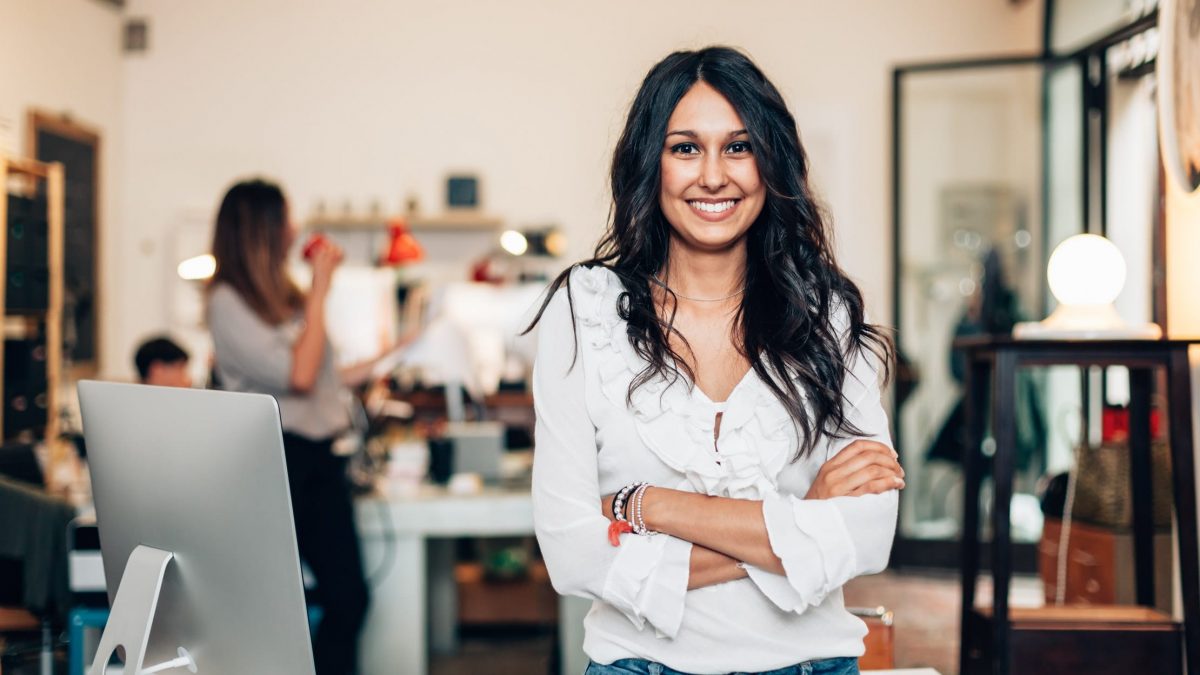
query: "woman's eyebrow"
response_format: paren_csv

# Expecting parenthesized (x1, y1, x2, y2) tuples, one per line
(665, 129, 750, 139)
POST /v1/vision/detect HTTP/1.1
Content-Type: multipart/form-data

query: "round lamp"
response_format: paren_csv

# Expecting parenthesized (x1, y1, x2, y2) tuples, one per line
(499, 230, 528, 256)
(1013, 234, 1161, 339)
(177, 254, 215, 281)
(1047, 234, 1125, 306)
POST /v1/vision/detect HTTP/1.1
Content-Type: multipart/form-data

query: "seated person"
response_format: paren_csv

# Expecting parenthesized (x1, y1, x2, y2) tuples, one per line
(133, 336, 192, 388)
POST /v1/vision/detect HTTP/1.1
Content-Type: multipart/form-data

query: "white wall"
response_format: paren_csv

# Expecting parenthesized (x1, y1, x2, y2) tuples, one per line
(107, 0, 1041, 379)
(0, 0, 124, 374)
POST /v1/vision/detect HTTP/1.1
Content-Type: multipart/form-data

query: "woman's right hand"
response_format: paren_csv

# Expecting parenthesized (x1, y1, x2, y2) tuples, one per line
(805, 439, 904, 499)
(308, 240, 344, 296)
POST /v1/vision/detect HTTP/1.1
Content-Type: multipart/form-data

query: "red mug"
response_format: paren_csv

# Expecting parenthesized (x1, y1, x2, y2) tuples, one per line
(301, 234, 328, 260)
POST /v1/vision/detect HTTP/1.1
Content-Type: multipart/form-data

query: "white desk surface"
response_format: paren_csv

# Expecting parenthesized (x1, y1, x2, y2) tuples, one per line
(355, 483, 533, 536)
(864, 670, 942, 674)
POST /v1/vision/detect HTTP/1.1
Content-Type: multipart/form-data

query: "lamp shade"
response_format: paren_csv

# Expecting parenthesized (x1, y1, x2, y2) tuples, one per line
(381, 219, 424, 265)
(1013, 233, 1160, 339)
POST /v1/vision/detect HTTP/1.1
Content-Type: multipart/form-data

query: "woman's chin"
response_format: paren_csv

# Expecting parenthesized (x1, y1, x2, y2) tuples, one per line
(671, 228, 749, 254)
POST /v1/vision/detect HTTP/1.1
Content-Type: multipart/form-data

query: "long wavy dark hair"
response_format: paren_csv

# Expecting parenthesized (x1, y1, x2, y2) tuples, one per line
(527, 46, 893, 459)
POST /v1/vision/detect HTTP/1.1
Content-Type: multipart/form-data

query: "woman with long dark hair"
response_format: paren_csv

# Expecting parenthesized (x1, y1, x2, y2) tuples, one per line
(530, 47, 902, 675)
(205, 179, 369, 675)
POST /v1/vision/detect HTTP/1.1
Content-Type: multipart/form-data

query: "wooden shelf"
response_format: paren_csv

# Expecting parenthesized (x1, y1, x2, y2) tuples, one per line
(307, 211, 503, 233)
(965, 605, 1181, 674)
(0, 156, 51, 179)
(976, 604, 1175, 626)
(0, 153, 64, 444)
(455, 561, 557, 626)
(411, 212, 503, 232)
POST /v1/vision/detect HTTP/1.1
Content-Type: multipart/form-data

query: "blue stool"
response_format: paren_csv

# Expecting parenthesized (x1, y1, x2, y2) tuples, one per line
(68, 605, 323, 674)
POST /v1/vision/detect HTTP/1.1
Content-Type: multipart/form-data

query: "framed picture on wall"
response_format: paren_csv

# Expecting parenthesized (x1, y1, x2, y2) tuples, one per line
(27, 110, 102, 377)
(1159, 0, 1200, 195)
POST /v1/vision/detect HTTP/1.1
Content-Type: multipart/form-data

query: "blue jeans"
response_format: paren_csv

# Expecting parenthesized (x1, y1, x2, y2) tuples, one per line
(585, 656, 859, 675)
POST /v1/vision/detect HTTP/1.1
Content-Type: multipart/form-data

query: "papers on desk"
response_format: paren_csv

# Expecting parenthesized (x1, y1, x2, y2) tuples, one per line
(402, 282, 544, 399)
(324, 267, 400, 365)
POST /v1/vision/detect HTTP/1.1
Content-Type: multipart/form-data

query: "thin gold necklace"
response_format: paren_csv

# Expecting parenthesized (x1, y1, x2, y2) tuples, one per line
(651, 275, 745, 302)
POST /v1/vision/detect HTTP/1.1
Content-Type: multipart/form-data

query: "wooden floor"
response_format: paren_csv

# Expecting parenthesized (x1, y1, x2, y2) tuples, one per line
(432, 570, 1047, 675)
(432, 629, 556, 675)
(0, 571, 1041, 673)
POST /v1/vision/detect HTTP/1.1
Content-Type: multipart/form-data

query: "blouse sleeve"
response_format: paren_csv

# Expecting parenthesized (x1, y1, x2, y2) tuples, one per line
(532, 286, 693, 638)
(746, 327, 899, 613)
(207, 284, 294, 395)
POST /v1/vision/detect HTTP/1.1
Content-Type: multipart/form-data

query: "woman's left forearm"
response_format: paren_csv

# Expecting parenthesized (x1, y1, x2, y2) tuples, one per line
(642, 488, 785, 574)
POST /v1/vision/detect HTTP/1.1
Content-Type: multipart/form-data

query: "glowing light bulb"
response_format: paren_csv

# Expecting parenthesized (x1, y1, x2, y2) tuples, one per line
(1014, 233, 1160, 339)
(499, 230, 528, 256)
(1046, 234, 1126, 306)
(177, 254, 215, 281)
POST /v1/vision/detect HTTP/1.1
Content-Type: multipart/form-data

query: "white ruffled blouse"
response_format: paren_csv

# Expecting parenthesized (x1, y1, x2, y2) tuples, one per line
(532, 266, 898, 674)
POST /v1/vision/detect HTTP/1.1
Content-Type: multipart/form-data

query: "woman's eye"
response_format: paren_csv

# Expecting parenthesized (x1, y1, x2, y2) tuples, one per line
(670, 142, 700, 155)
(727, 141, 752, 154)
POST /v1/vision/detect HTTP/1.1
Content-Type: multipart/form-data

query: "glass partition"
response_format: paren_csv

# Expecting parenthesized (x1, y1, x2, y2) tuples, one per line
(895, 62, 1052, 547)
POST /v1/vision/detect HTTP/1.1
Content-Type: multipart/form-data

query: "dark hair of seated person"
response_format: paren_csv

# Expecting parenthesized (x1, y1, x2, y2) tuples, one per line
(134, 336, 189, 382)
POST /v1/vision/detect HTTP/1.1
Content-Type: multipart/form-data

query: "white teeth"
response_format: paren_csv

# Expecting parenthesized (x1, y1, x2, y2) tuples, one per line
(689, 200, 736, 214)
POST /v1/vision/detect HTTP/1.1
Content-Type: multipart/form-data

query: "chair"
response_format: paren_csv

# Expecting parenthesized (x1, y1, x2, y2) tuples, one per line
(0, 475, 74, 675)
(0, 605, 52, 675)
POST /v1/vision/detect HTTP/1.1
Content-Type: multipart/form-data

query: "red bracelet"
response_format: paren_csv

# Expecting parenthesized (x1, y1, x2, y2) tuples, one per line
(608, 520, 633, 546)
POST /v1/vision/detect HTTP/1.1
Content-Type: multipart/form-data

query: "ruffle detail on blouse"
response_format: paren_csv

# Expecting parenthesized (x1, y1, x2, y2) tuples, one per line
(569, 265, 797, 499)
(757, 494, 858, 612)
(600, 532, 676, 631)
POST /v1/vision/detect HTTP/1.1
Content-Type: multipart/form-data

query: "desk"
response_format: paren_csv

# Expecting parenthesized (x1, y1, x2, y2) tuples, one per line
(355, 483, 587, 675)
(954, 337, 1200, 675)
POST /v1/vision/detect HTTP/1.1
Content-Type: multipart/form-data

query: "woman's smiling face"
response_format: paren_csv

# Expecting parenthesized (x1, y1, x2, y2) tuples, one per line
(658, 81, 766, 254)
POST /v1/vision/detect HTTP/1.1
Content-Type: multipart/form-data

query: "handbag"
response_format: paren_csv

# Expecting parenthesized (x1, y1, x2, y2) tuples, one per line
(1073, 438, 1172, 530)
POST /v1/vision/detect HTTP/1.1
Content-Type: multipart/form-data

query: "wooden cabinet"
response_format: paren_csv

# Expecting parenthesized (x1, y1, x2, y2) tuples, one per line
(455, 561, 557, 627)
(1039, 518, 1173, 612)
(0, 154, 63, 444)
(965, 605, 1181, 675)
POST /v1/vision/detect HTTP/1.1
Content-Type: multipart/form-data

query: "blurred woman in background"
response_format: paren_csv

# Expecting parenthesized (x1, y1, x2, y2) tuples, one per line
(206, 178, 367, 675)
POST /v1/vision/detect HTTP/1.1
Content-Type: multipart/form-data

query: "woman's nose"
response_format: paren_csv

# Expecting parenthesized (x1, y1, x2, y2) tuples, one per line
(697, 154, 728, 191)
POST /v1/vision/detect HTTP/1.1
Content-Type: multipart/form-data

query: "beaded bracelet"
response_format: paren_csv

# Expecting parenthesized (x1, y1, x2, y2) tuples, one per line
(607, 482, 645, 546)
(629, 483, 658, 536)
(612, 482, 640, 522)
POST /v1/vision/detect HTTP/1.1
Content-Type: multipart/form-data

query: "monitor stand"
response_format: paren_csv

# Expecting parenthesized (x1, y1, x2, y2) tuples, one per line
(89, 545, 198, 675)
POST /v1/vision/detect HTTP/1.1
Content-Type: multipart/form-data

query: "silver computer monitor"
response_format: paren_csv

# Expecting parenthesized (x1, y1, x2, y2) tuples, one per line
(78, 381, 314, 675)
